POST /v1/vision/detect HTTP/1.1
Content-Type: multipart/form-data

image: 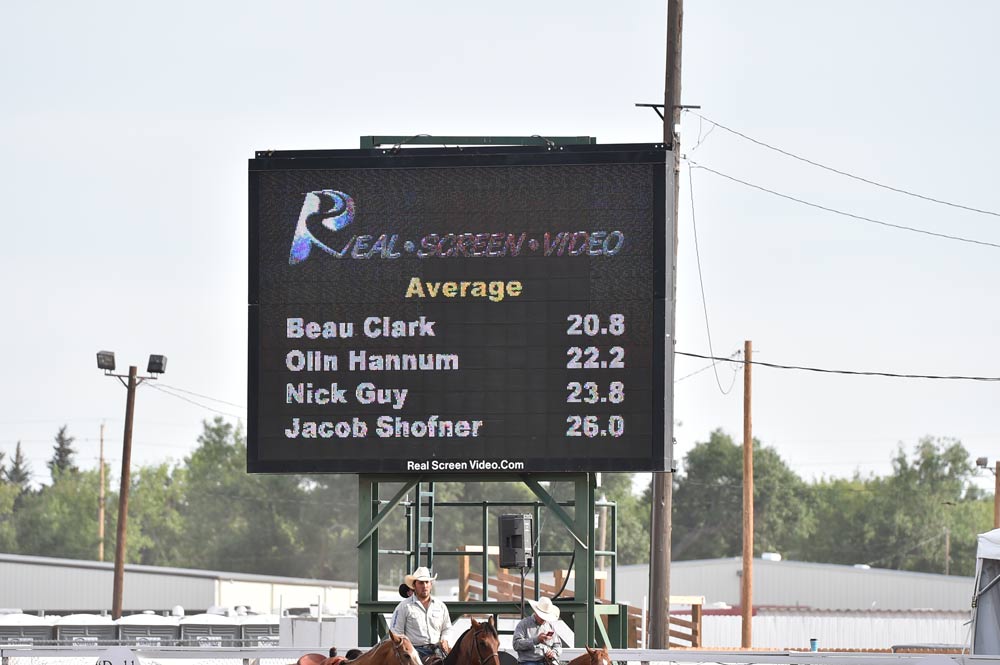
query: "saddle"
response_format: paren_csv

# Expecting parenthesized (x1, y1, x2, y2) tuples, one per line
(420, 645, 447, 665)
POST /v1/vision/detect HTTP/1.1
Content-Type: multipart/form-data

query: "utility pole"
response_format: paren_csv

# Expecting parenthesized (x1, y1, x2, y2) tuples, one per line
(98, 422, 106, 562)
(112, 366, 138, 619)
(741, 340, 753, 648)
(649, 0, 682, 650)
(96, 350, 165, 619)
(995, 461, 999, 529)
(944, 527, 950, 576)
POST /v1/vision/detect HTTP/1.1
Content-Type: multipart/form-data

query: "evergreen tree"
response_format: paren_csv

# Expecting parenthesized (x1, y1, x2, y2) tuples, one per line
(6, 442, 32, 492)
(48, 425, 78, 477)
(13, 468, 101, 559)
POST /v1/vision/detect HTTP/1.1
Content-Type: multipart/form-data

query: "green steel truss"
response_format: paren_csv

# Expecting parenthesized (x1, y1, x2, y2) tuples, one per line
(357, 473, 625, 648)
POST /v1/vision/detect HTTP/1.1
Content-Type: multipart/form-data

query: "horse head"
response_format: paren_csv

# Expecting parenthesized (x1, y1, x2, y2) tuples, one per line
(387, 630, 423, 665)
(463, 618, 500, 665)
(584, 646, 611, 665)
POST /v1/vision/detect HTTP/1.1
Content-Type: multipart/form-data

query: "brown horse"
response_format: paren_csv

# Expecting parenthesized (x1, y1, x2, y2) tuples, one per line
(299, 632, 421, 665)
(436, 618, 500, 665)
(355, 632, 422, 665)
(566, 647, 612, 665)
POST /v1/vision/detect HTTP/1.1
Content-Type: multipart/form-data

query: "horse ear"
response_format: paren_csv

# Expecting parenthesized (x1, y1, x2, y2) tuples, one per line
(489, 615, 496, 628)
(470, 618, 480, 628)
(586, 647, 594, 655)
(389, 630, 400, 643)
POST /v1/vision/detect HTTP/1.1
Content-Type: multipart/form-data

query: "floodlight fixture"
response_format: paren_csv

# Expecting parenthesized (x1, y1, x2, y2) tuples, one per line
(97, 350, 116, 372)
(147, 355, 167, 375)
(978, 457, 990, 470)
(96, 349, 167, 619)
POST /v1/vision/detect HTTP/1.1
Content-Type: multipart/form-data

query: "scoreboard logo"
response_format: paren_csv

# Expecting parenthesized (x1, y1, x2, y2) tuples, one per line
(288, 188, 626, 265)
(289, 190, 356, 265)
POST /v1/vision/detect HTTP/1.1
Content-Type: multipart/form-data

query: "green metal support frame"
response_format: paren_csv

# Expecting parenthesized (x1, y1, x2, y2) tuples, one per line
(357, 473, 597, 647)
(359, 136, 596, 149)
(355, 130, 603, 648)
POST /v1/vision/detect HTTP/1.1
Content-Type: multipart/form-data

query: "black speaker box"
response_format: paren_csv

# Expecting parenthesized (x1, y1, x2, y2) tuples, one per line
(499, 513, 532, 568)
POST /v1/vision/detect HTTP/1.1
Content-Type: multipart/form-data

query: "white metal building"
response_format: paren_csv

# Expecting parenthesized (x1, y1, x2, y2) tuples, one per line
(692, 608, 971, 650)
(0, 553, 356, 615)
(612, 558, 975, 611)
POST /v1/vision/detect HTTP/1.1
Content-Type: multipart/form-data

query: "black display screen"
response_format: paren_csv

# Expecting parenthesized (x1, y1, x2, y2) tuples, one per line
(248, 144, 672, 473)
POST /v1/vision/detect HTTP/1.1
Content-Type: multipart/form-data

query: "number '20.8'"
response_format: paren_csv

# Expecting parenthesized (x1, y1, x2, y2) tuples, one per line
(566, 314, 625, 336)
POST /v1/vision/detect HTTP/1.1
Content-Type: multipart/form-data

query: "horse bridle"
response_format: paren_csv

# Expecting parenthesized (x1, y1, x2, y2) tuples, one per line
(469, 624, 501, 665)
(388, 637, 419, 665)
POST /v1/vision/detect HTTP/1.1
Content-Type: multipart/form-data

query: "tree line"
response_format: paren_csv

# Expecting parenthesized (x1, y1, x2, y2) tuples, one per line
(0, 420, 991, 581)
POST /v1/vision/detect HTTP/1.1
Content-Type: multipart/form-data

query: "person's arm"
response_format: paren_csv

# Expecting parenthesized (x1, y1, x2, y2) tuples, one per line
(389, 602, 406, 636)
(438, 603, 453, 653)
(512, 619, 535, 652)
(537, 624, 558, 660)
(546, 624, 562, 659)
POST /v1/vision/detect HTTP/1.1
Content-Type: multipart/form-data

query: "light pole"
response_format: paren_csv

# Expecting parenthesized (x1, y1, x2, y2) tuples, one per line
(96, 350, 167, 619)
(976, 457, 1000, 530)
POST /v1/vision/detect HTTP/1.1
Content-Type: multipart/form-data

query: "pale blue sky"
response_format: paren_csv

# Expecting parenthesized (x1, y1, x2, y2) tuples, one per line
(2, 1, 998, 492)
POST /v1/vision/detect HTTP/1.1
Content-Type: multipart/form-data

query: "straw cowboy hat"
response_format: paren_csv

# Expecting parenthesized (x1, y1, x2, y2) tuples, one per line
(527, 597, 560, 623)
(404, 566, 438, 588)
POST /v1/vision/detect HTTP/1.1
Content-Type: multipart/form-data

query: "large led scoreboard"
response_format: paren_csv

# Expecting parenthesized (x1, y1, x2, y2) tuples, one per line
(248, 143, 675, 473)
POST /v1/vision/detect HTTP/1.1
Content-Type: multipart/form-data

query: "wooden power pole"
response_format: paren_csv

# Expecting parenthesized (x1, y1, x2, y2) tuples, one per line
(649, 0, 683, 650)
(741, 340, 753, 648)
(112, 366, 138, 619)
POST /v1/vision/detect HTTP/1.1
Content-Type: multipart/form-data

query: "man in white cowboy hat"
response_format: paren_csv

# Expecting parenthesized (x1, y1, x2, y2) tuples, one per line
(390, 566, 452, 662)
(513, 596, 562, 664)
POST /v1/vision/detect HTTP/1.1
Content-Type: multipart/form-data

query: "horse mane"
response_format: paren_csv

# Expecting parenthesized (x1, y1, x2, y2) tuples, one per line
(440, 622, 498, 665)
(349, 638, 392, 665)
(439, 629, 468, 665)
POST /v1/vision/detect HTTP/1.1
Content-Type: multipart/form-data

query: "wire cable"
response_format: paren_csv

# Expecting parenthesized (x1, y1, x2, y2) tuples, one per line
(684, 110, 1000, 218)
(156, 383, 245, 410)
(690, 114, 717, 153)
(674, 349, 742, 383)
(676, 350, 1000, 382)
(146, 383, 246, 419)
(865, 529, 949, 568)
(687, 160, 1000, 250)
(688, 166, 739, 395)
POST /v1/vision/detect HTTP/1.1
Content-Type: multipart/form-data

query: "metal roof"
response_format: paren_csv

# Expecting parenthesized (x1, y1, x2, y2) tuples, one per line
(0, 552, 353, 588)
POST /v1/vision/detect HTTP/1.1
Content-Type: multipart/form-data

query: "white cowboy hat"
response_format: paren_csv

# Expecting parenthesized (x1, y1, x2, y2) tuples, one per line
(527, 597, 560, 622)
(404, 566, 437, 588)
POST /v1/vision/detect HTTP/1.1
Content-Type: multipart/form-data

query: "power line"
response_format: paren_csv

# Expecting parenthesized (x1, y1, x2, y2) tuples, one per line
(684, 110, 1000, 218)
(865, 530, 950, 568)
(688, 166, 739, 395)
(676, 350, 1000, 382)
(156, 384, 245, 410)
(687, 160, 1000, 250)
(690, 114, 718, 153)
(674, 349, 742, 383)
(146, 384, 245, 419)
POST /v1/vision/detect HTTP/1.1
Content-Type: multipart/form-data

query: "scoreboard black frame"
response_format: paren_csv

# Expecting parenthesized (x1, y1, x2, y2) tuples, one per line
(248, 143, 674, 474)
